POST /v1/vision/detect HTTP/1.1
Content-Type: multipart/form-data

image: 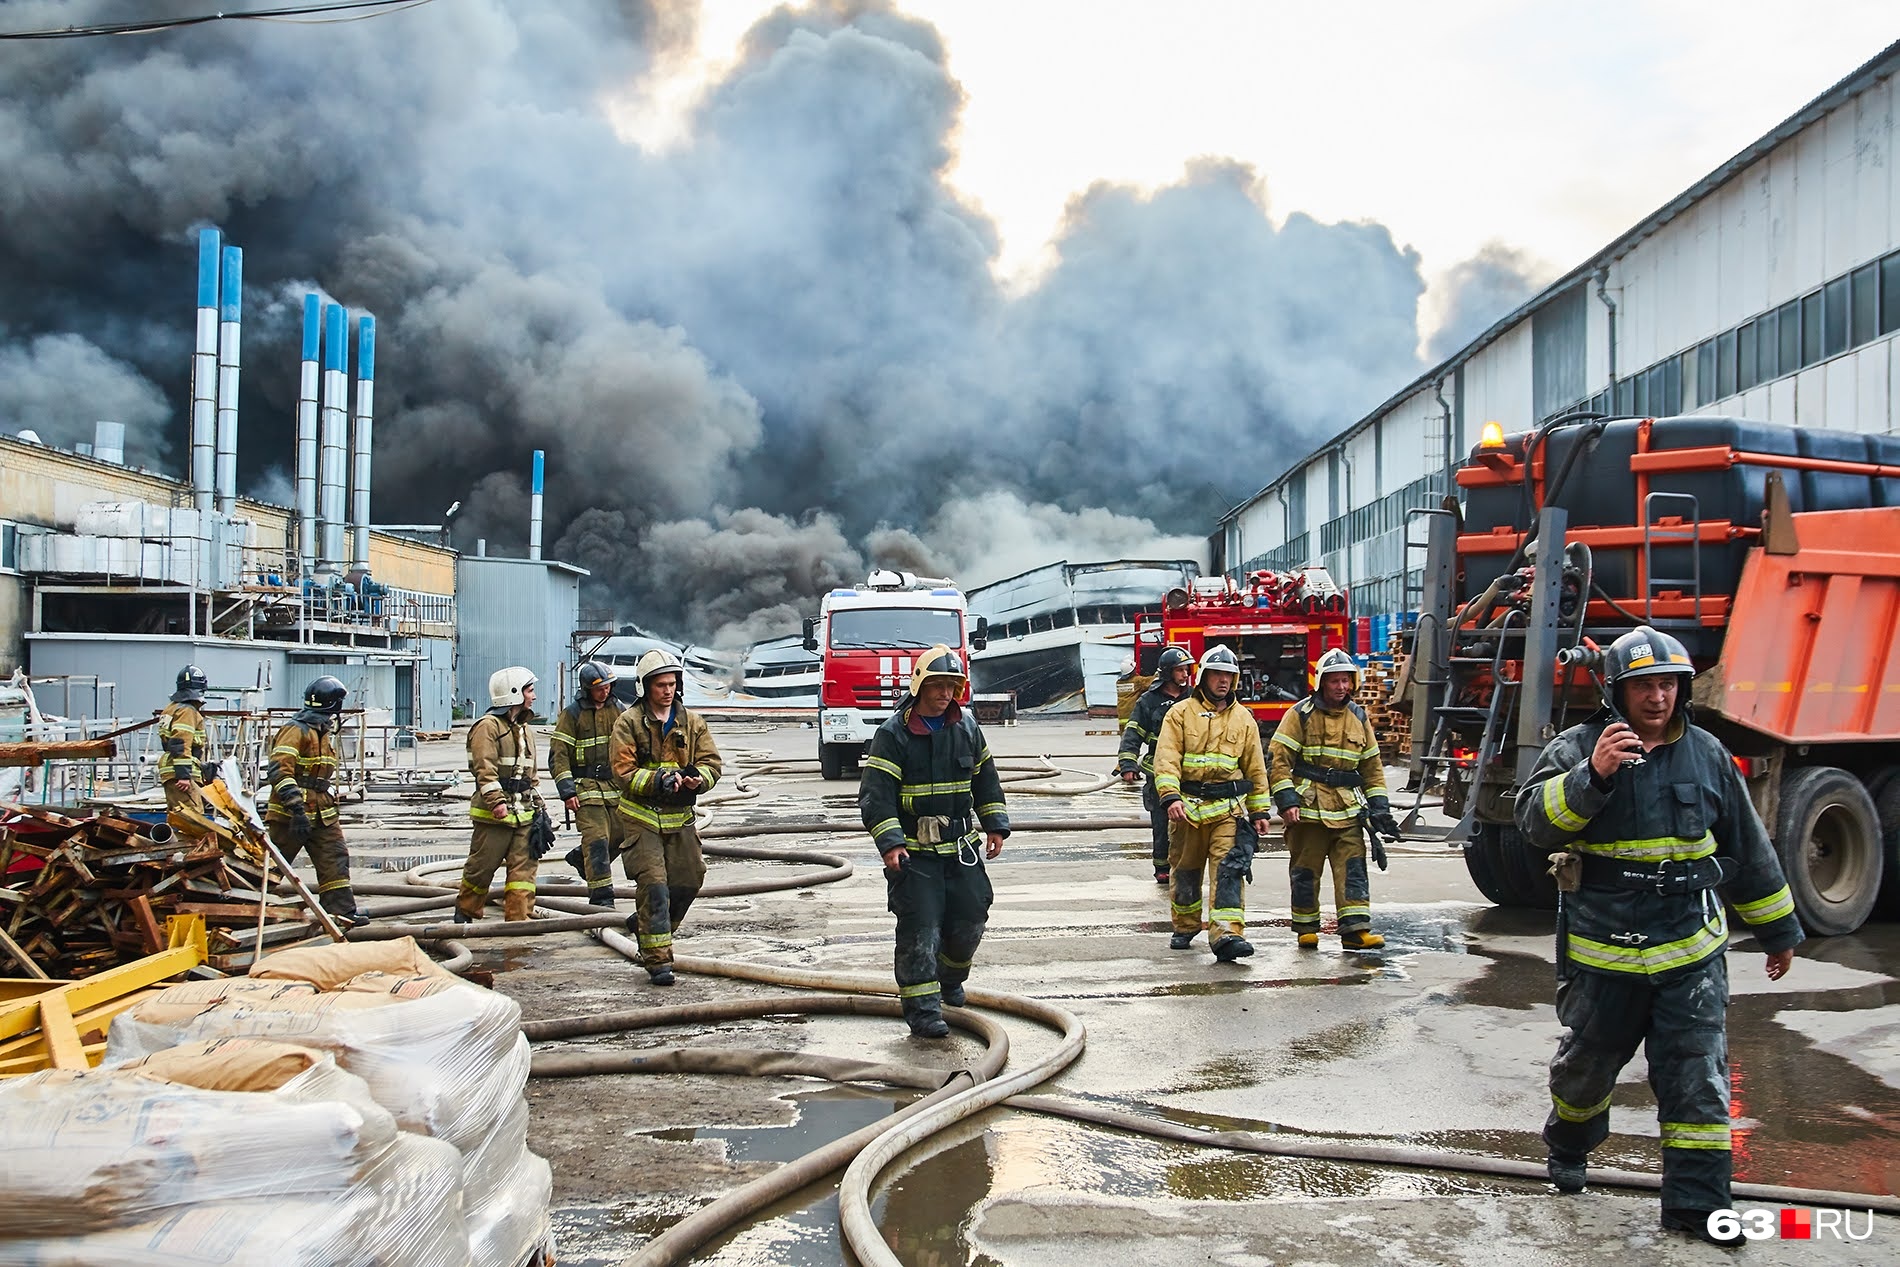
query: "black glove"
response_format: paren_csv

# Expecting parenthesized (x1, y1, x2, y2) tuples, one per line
(1370, 812, 1402, 842)
(657, 769, 682, 796)
(527, 806, 557, 860)
(288, 806, 313, 845)
(555, 777, 578, 802)
(1369, 834, 1389, 871)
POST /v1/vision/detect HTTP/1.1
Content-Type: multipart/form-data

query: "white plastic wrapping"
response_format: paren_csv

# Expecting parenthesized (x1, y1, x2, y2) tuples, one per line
(465, 1150, 553, 1267)
(460, 1095, 530, 1210)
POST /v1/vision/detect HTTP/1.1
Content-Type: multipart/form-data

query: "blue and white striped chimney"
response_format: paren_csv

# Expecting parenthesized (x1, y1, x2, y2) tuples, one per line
(530, 449, 545, 561)
(295, 294, 321, 577)
(318, 302, 349, 574)
(188, 228, 221, 513)
(351, 314, 375, 573)
(213, 244, 243, 515)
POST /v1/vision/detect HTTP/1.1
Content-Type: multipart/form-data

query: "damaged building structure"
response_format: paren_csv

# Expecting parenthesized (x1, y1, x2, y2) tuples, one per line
(1221, 41, 1900, 619)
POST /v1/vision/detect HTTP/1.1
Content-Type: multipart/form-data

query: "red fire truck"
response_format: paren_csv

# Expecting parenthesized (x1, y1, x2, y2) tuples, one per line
(802, 570, 988, 780)
(1132, 569, 1352, 734)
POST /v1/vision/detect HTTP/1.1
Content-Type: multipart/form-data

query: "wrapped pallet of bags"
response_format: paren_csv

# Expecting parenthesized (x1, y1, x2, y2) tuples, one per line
(0, 1038, 469, 1267)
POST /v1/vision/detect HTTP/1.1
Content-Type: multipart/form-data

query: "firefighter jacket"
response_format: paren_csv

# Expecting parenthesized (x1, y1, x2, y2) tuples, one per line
(860, 697, 1010, 856)
(1152, 688, 1272, 826)
(157, 701, 212, 783)
(1268, 695, 1389, 826)
(550, 695, 628, 807)
(1516, 715, 1805, 978)
(467, 708, 542, 827)
(1117, 681, 1189, 778)
(266, 712, 342, 826)
(609, 703, 723, 833)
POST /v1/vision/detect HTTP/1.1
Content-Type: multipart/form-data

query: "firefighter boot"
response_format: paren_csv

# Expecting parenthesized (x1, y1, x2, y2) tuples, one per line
(1298, 932, 1319, 948)
(1154, 866, 1170, 886)
(454, 887, 486, 924)
(1168, 931, 1198, 950)
(1547, 1152, 1587, 1194)
(903, 998, 950, 1040)
(564, 847, 584, 875)
(502, 888, 536, 922)
(1341, 929, 1386, 950)
(1212, 936, 1255, 962)
(585, 838, 616, 907)
(1661, 1209, 1744, 1249)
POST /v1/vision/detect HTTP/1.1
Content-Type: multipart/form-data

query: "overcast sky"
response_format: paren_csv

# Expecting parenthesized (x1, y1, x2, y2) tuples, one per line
(622, 1, 1898, 332)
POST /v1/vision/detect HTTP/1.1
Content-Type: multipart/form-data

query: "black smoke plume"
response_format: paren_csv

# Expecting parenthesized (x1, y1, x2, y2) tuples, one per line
(0, 0, 1454, 644)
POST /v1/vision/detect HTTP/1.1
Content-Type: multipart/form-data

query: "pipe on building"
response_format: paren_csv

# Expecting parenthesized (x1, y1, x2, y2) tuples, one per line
(318, 303, 351, 574)
(1434, 376, 1453, 495)
(214, 244, 242, 515)
(529, 448, 544, 561)
(1595, 266, 1618, 392)
(1333, 444, 1353, 597)
(1274, 482, 1291, 562)
(189, 228, 221, 514)
(296, 293, 321, 578)
(351, 314, 376, 573)
(93, 421, 125, 465)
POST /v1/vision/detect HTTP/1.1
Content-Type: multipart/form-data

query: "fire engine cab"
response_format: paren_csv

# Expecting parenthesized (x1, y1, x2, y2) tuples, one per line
(1132, 569, 1351, 733)
(802, 570, 988, 780)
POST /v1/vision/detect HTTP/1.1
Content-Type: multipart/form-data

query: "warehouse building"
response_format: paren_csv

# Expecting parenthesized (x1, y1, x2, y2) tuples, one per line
(1220, 41, 1900, 623)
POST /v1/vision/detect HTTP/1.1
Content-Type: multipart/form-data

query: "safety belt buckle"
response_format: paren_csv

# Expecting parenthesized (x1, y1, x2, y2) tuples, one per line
(957, 828, 983, 866)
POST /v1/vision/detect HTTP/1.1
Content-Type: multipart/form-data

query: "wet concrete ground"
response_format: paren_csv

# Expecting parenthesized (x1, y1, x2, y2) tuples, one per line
(345, 718, 1900, 1265)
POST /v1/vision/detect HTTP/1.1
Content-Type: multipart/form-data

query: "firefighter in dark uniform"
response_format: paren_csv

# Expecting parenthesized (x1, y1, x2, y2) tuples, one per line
(1118, 645, 1195, 886)
(1268, 647, 1397, 950)
(1516, 626, 1803, 1248)
(860, 646, 1009, 1039)
(265, 676, 367, 927)
(157, 665, 218, 844)
(551, 661, 626, 908)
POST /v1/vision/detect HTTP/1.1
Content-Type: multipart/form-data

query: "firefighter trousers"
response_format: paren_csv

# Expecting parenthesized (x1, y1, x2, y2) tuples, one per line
(459, 822, 538, 922)
(621, 824, 707, 967)
(1287, 821, 1372, 935)
(267, 819, 358, 917)
(574, 800, 625, 896)
(164, 781, 208, 844)
(886, 849, 993, 1023)
(1544, 957, 1732, 1213)
(1140, 778, 1169, 870)
(1168, 814, 1253, 942)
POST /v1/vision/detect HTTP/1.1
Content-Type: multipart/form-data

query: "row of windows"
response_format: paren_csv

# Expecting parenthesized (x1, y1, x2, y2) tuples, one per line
(1320, 469, 1450, 554)
(1564, 248, 1900, 421)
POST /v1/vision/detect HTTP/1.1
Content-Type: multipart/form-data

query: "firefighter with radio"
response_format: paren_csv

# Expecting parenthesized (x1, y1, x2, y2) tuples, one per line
(458, 666, 548, 923)
(1516, 625, 1803, 1247)
(157, 665, 219, 844)
(1153, 644, 1273, 962)
(551, 661, 626, 908)
(1117, 645, 1195, 886)
(1268, 647, 1394, 951)
(265, 676, 367, 927)
(610, 649, 723, 986)
(860, 646, 1010, 1039)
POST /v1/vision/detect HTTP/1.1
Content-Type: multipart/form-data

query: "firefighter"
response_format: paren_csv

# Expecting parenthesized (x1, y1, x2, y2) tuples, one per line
(1516, 625, 1803, 1247)
(265, 676, 367, 927)
(860, 645, 1009, 1038)
(1117, 645, 1195, 886)
(1153, 644, 1272, 962)
(609, 649, 723, 986)
(1269, 646, 1395, 951)
(157, 665, 217, 844)
(458, 666, 546, 923)
(550, 661, 626, 908)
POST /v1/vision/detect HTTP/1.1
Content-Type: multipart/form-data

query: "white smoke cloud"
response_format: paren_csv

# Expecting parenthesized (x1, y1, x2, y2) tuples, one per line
(0, 333, 171, 466)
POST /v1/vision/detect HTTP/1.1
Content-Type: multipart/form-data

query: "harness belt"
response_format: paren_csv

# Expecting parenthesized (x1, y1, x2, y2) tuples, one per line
(576, 763, 613, 781)
(295, 777, 332, 793)
(1579, 854, 1733, 896)
(1292, 762, 1364, 788)
(1180, 779, 1250, 799)
(500, 776, 536, 793)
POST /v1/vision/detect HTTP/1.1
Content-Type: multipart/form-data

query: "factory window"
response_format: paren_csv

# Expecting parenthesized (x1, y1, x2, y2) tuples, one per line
(1776, 300, 1799, 374)
(1736, 320, 1758, 392)
(1715, 330, 1738, 398)
(0, 524, 14, 571)
(1694, 341, 1716, 407)
(1754, 311, 1778, 381)
(1631, 369, 1648, 415)
(1822, 277, 1849, 358)
(1661, 357, 1682, 416)
(1850, 264, 1878, 347)
(1616, 376, 1635, 415)
(1883, 251, 1900, 336)
(1801, 291, 1823, 366)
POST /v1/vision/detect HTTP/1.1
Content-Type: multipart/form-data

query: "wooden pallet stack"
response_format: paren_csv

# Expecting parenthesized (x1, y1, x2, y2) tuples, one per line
(1354, 661, 1411, 760)
(0, 802, 319, 979)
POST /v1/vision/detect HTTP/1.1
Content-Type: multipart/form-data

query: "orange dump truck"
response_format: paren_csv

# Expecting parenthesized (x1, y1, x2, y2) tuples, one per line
(1407, 413, 1900, 935)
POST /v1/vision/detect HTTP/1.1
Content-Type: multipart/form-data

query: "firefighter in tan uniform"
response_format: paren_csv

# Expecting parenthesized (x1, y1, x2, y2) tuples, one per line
(1152, 645, 1273, 963)
(609, 649, 722, 986)
(550, 661, 626, 908)
(265, 676, 367, 927)
(157, 665, 217, 844)
(457, 666, 546, 923)
(1269, 647, 1398, 950)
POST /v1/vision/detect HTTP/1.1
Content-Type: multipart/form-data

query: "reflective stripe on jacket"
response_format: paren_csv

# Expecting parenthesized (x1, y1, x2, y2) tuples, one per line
(1117, 681, 1188, 777)
(1267, 696, 1387, 826)
(1152, 688, 1272, 826)
(550, 696, 627, 805)
(468, 710, 539, 826)
(1516, 717, 1805, 978)
(609, 704, 722, 832)
(859, 697, 1010, 855)
(157, 701, 209, 782)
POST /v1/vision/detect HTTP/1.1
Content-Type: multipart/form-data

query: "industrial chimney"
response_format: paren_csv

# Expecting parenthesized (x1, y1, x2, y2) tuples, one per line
(318, 303, 349, 574)
(296, 294, 320, 578)
(213, 244, 242, 515)
(529, 449, 544, 561)
(351, 315, 375, 574)
(189, 229, 220, 513)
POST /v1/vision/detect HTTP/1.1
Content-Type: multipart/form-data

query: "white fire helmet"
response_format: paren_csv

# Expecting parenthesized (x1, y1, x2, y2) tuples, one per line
(1314, 647, 1361, 689)
(635, 648, 686, 697)
(488, 666, 537, 709)
(1197, 644, 1240, 688)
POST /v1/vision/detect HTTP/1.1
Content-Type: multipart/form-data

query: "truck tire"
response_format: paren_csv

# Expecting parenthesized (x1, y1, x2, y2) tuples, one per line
(1463, 822, 1559, 909)
(1867, 767, 1900, 918)
(1774, 766, 1882, 937)
(819, 742, 848, 781)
